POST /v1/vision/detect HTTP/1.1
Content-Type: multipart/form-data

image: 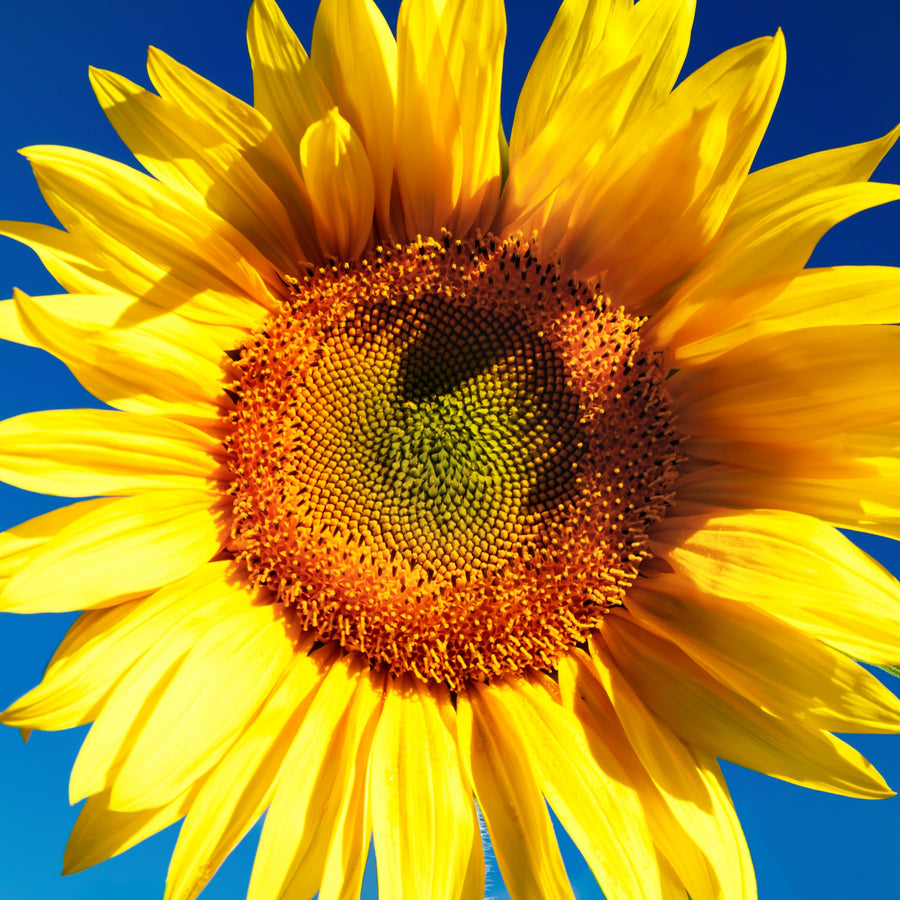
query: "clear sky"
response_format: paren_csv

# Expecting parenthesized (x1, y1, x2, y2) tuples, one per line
(2, 0, 900, 898)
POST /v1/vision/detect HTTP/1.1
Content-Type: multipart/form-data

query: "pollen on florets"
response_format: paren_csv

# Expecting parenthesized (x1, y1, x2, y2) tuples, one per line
(224, 233, 680, 688)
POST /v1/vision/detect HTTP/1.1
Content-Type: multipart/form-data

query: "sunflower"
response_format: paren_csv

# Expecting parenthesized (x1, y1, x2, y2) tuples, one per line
(2, 0, 900, 897)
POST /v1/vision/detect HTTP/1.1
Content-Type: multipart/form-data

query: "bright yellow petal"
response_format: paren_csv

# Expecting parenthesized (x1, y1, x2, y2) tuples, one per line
(90, 63, 318, 270)
(678, 463, 900, 542)
(311, 0, 397, 237)
(600, 614, 892, 798)
(1, 490, 224, 613)
(370, 676, 474, 900)
(561, 650, 755, 900)
(299, 108, 375, 259)
(9, 289, 228, 422)
(64, 786, 197, 875)
(501, 0, 695, 237)
(0, 408, 221, 497)
(665, 264, 900, 363)
(164, 642, 335, 900)
(0, 497, 110, 581)
(647, 179, 900, 353)
(394, 0, 505, 238)
(628, 576, 900, 733)
(110, 598, 294, 812)
(0, 290, 242, 359)
(457, 685, 575, 900)
(508, 0, 631, 159)
(246, 654, 373, 900)
(1, 564, 233, 732)
(66, 564, 257, 803)
(558, 34, 785, 307)
(487, 674, 664, 900)
(22, 145, 279, 320)
(671, 325, 900, 443)
(247, 0, 334, 161)
(651, 508, 900, 665)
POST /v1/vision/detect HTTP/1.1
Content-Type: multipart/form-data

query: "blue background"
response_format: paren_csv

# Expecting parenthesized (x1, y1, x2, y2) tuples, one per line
(2, 0, 900, 897)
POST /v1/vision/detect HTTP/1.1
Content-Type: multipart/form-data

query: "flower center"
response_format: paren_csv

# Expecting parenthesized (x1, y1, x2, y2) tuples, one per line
(225, 234, 679, 687)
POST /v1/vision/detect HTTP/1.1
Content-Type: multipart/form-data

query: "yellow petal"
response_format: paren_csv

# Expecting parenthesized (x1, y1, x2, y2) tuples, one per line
(651, 508, 900, 665)
(394, 0, 505, 238)
(561, 650, 755, 900)
(675, 265, 900, 363)
(311, 0, 397, 237)
(600, 613, 892, 798)
(560, 34, 785, 307)
(678, 463, 900, 542)
(457, 685, 575, 900)
(0, 220, 136, 301)
(1, 564, 240, 732)
(628, 576, 900, 733)
(299, 108, 375, 259)
(0, 290, 242, 360)
(509, 0, 631, 159)
(370, 677, 474, 900)
(246, 654, 373, 900)
(22, 145, 279, 321)
(487, 675, 664, 900)
(648, 179, 900, 353)
(0, 408, 221, 497)
(247, 0, 334, 161)
(501, 0, 695, 237)
(110, 599, 294, 811)
(64, 785, 197, 875)
(12, 288, 225, 422)
(672, 325, 900, 443)
(164, 643, 336, 900)
(2, 490, 224, 613)
(0, 499, 114, 592)
(66, 564, 257, 803)
(685, 421, 900, 480)
(90, 64, 317, 270)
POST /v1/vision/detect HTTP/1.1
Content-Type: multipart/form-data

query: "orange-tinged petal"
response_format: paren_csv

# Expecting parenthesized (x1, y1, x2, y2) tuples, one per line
(394, 0, 505, 238)
(648, 180, 900, 354)
(1, 490, 224, 613)
(671, 325, 900, 443)
(370, 676, 474, 900)
(678, 463, 900, 542)
(665, 265, 900, 363)
(509, 0, 631, 159)
(559, 34, 785, 307)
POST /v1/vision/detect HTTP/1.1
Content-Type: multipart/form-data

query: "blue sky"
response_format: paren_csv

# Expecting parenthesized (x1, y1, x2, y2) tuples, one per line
(2, 0, 900, 897)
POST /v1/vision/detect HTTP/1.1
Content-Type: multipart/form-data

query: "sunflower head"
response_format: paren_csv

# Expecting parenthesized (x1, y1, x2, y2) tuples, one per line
(2, 0, 900, 899)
